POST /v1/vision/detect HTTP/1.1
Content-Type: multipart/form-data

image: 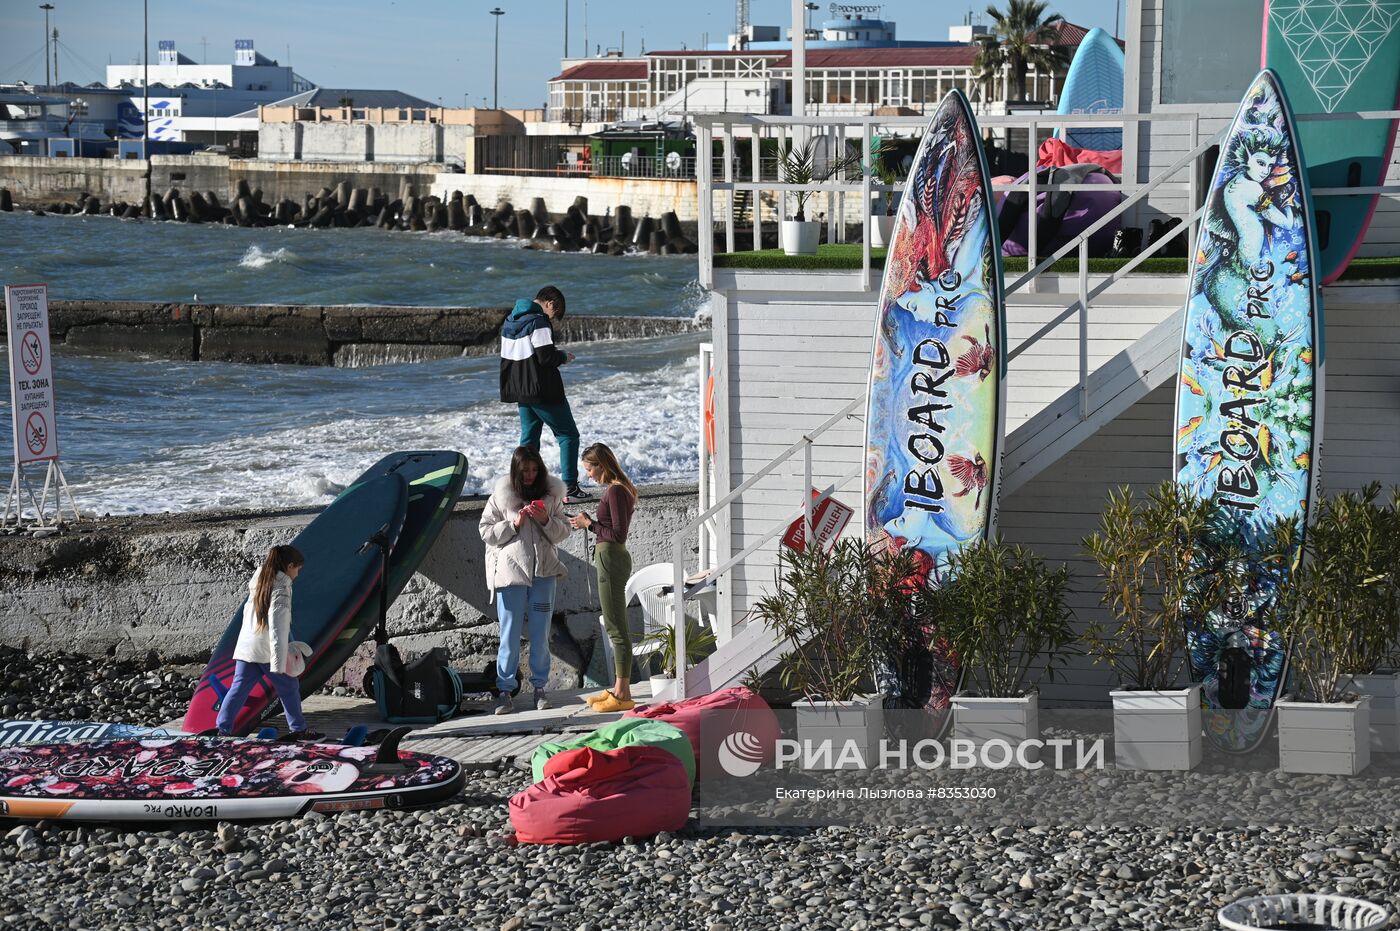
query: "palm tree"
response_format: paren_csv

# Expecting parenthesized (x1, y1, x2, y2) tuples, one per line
(974, 1, 1070, 102)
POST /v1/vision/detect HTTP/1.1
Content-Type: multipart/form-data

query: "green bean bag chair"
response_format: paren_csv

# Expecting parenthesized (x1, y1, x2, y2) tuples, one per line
(530, 717, 696, 785)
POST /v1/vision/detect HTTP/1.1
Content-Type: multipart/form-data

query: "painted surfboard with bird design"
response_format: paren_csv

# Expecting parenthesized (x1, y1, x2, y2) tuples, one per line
(864, 89, 1007, 712)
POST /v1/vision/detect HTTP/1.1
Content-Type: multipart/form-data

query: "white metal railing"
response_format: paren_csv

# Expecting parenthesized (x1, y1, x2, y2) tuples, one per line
(694, 110, 1209, 289)
(675, 107, 1400, 696)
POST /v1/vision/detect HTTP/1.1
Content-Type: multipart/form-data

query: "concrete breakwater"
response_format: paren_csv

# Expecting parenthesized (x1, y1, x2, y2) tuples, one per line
(0, 156, 701, 256)
(0, 300, 700, 367)
(0, 483, 700, 692)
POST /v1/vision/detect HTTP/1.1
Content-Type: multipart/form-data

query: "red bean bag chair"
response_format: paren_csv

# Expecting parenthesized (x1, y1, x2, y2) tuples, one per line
(530, 717, 695, 785)
(509, 745, 692, 845)
(624, 686, 780, 779)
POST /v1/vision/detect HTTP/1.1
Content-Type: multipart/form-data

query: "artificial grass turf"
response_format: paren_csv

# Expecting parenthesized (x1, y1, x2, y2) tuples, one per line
(712, 244, 1400, 281)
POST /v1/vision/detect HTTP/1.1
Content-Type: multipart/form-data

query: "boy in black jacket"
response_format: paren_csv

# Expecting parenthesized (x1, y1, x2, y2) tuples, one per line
(499, 285, 589, 500)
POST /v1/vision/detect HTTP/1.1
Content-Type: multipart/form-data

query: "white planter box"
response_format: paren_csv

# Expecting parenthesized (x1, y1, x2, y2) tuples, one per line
(1278, 696, 1372, 776)
(1110, 686, 1203, 771)
(794, 696, 883, 770)
(648, 676, 680, 702)
(1343, 673, 1400, 753)
(781, 219, 821, 256)
(869, 214, 896, 248)
(953, 692, 1039, 763)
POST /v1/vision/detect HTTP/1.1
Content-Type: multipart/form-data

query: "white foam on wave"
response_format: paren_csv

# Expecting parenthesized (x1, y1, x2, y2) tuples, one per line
(66, 363, 701, 516)
(238, 244, 294, 269)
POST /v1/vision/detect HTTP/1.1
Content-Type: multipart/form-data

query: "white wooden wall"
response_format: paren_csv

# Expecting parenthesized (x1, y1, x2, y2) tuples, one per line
(715, 268, 1400, 706)
(1127, 0, 1400, 256)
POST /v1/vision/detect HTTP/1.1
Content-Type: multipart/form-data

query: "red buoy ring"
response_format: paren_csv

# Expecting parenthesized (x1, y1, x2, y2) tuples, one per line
(703, 373, 716, 459)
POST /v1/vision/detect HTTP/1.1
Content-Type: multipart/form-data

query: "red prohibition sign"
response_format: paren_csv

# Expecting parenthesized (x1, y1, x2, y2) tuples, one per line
(25, 411, 48, 455)
(19, 330, 42, 375)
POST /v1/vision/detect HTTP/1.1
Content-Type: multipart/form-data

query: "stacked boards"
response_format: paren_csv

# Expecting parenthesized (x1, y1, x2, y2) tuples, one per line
(1176, 69, 1323, 751)
(303, 451, 470, 698)
(1055, 27, 1126, 151)
(1263, 0, 1400, 282)
(184, 451, 468, 736)
(0, 729, 462, 821)
(865, 90, 1007, 711)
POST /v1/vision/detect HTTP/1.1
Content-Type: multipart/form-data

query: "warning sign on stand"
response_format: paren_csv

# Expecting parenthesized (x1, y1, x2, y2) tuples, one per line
(781, 488, 854, 553)
(5, 284, 58, 464)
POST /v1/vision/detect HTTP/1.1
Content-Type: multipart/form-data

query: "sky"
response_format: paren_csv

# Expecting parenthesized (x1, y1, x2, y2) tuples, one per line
(1, 0, 1125, 108)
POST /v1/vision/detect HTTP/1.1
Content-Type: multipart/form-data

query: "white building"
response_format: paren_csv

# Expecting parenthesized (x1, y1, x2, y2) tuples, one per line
(103, 38, 313, 143)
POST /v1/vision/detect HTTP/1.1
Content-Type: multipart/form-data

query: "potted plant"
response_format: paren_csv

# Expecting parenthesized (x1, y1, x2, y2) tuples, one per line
(1081, 482, 1237, 771)
(776, 138, 860, 256)
(752, 538, 921, 767)
(868, 145, 902, 249)
(1271, 486, 1400, 774)
(640, 619, 716, 702)
(917, 540, 1076, 758)
(1331, 485, 1400, 753)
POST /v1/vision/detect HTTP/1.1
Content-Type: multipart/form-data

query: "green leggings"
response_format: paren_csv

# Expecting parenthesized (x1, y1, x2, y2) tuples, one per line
(595, 541, 634, 679)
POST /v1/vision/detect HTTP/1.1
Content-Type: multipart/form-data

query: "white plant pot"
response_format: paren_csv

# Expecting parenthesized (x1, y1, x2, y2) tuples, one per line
(793, 695, 883, 770)
(780, 219, 821, 256)
(1278, 696, 1372, 776)
(869, 214, 896, 249)
(648, 676, 680, 703)
(1342, 673, 1400, 753)
(1110, 686, 1203, 771)
(953, 691, 1039, 764)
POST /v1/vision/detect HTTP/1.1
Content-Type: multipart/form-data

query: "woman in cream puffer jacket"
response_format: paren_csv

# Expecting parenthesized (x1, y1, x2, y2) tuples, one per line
(479, 446, 572, 712)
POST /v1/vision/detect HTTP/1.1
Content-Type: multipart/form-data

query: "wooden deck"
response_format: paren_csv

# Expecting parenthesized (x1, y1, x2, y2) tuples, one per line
(165, 683, 654, 770)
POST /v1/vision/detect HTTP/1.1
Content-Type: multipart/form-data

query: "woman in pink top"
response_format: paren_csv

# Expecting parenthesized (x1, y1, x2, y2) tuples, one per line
(569, 443, 638, 712)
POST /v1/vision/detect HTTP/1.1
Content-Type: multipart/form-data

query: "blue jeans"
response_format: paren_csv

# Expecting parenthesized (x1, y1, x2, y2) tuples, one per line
(496, 576, 557, 692)
(518, 402, 579, 484)
(216, 660, 306, 734)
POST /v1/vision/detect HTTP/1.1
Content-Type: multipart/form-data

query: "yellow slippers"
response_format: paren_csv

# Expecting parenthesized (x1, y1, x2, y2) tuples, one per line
(591, 694, 636, 713)
(583, 689, 611, 706)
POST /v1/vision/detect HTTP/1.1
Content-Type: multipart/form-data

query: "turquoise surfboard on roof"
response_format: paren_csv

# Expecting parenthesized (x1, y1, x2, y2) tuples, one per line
(1055, 27, 1125, 152)
(1262, 0, 1400, 284)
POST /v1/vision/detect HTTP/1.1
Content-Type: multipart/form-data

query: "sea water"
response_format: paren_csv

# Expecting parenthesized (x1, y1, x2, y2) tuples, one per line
(0, 212, 707, 515)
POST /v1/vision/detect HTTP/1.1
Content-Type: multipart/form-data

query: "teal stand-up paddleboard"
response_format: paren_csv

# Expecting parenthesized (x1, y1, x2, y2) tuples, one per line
(304, 451, 468, 699)
(1263, 0, 1400, 283)
(1176, 69, 1324, 753)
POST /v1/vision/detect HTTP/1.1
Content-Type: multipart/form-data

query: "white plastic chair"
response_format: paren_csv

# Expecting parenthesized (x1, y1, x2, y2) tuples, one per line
(596, 562, 713, 680)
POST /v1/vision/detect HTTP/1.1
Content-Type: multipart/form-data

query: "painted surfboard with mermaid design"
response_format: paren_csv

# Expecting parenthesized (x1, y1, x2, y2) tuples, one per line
(864, 90, 1007, 712)
(1176, 69, 1324, 752)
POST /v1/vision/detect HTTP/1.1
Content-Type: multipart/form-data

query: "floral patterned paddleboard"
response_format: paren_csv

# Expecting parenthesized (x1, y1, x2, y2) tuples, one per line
(0, 728, 461, 821)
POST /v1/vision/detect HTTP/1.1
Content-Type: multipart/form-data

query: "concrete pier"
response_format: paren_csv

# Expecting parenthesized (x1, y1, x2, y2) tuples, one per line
(0, 300, 702, 367)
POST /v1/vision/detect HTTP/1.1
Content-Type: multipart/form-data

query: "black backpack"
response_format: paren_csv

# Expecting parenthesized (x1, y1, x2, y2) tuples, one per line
(1217, 634, 1254, 710)
(368, 645, 463, 725)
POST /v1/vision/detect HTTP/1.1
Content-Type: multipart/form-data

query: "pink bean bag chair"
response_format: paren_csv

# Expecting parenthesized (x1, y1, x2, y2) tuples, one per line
(509, 745, 692, 845)
(624, 686, 780, 779)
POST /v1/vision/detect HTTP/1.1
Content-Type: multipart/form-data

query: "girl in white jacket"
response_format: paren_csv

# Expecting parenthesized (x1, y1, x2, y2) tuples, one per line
(479, 446, 572, 714)
(216, 544, 320, 739)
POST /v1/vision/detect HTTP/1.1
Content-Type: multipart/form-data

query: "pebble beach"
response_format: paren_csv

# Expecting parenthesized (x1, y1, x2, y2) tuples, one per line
(2, 652, 1398, 931)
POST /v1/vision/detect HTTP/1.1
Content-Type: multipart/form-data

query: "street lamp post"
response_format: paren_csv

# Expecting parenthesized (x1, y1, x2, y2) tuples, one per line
(490, 8, 505, 110)
(40, 4, 54, 86)
(143, 0, 150, 206)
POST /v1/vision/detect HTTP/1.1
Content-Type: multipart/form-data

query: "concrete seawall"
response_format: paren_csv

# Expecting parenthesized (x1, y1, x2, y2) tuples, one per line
(0, 155, 445, 210)
(0, 300, 701, 367)
(0, 483, 700, 691)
